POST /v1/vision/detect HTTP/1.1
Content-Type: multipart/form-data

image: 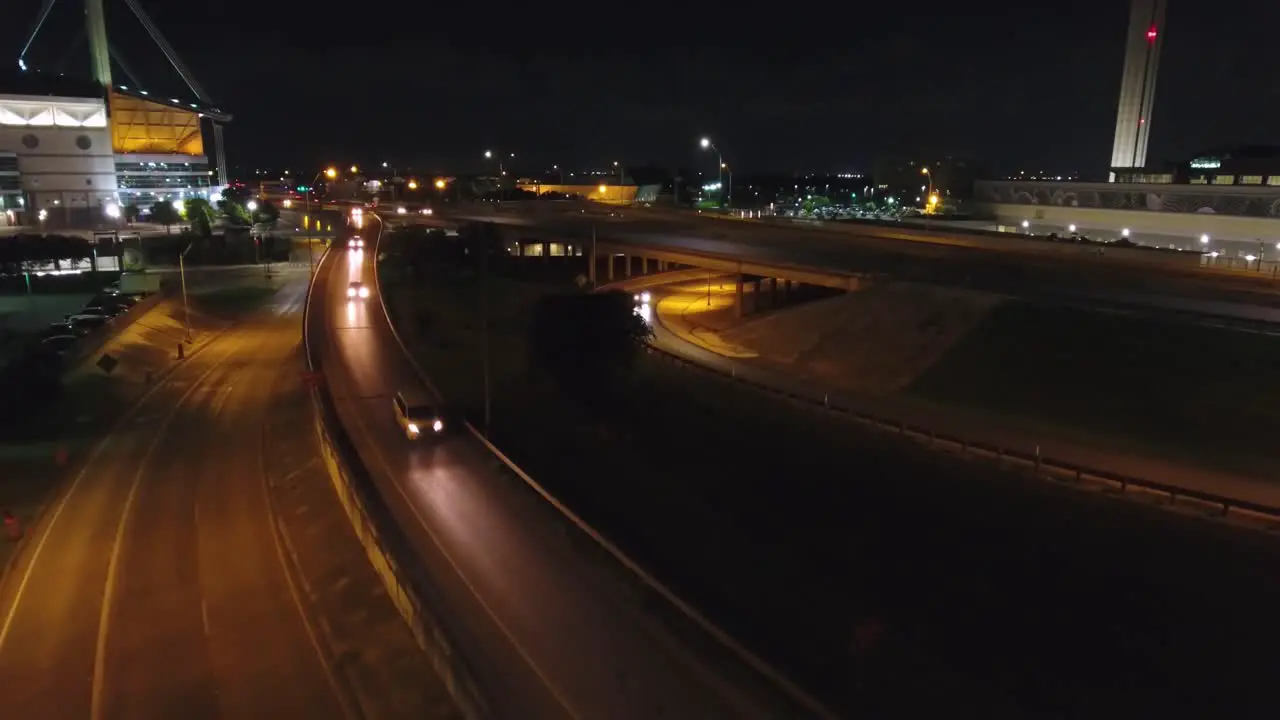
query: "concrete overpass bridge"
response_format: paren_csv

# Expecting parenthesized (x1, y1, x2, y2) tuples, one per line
(420, 203, 1280, 323)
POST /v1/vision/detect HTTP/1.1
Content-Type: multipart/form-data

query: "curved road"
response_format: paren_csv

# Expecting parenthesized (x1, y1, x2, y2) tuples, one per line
(0, 280, 348, 719)
(312, 216, 825, 719)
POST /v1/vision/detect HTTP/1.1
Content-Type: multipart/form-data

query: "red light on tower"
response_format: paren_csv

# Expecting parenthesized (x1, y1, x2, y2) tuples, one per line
(1146, 27, 1158, 41)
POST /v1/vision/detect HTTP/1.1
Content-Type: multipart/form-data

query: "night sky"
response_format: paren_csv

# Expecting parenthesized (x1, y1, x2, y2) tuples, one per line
(4, 1, 1278, 176)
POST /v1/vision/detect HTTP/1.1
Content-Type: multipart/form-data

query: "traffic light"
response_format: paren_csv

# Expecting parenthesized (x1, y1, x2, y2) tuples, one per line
(296, 185, 310, 192)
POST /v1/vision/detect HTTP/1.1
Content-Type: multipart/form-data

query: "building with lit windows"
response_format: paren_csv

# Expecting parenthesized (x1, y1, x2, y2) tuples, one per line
(0, 69, 228, 228)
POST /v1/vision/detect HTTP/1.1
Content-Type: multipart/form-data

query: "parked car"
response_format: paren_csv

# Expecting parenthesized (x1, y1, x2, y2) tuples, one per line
(65, 315, 109, 333)
(82, 302, 125, 318)
(40, 335, 79, 355)
(45, 321, 88, 338)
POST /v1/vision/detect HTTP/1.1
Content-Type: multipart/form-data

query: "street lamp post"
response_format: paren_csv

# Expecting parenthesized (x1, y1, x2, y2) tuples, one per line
(921, 167, 936, 214)
(305, 167, 338, 275)
(483, 150, 514, 177)
(722, 163, 733, 208)
(179, 241, 194, 342)
(700, 137, 732, 208)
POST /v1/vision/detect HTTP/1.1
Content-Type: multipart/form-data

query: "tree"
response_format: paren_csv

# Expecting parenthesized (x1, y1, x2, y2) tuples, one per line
(218, 199, 251, 227)
(528, 291, 652, 398)
(221, 184, 251, 203)
(252, 198, 280, 225)
(123, 204, 141, 224)
(185, 197, 216, 238)
(149, 202, 181, 234)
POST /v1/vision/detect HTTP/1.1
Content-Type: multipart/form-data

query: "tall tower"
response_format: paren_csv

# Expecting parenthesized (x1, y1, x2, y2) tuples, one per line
(85, 0, 111, 90)
(1109, 0, 1167, 178)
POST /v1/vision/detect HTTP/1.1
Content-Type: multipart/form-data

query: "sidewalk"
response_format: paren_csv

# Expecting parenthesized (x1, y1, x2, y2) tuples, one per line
(649, 285, 1280, 511)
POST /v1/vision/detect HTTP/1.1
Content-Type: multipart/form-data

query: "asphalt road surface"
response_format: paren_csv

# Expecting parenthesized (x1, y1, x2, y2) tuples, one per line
(312, 217, 826, 719)
(0, 277, 349, 719)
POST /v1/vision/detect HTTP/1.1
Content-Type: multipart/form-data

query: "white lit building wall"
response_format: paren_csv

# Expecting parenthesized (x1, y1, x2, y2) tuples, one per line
(0, 95, 119, 222)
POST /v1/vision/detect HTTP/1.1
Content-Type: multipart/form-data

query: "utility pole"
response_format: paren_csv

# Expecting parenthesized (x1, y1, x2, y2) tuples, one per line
(479, 224, 492, 437)
(590, 222, 598, 288)
(179, 241, 194, 342)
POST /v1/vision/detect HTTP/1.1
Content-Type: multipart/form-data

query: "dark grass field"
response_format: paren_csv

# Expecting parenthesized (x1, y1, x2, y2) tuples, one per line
(908, 301, 1280, 479)
(379, 247, 1280, 719)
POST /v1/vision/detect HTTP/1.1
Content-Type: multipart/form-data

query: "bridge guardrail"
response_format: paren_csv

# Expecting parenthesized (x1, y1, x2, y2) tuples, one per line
(372, 217, 842, 720)
(641, 341, 1280, 527)
(301, 247, 492, 720)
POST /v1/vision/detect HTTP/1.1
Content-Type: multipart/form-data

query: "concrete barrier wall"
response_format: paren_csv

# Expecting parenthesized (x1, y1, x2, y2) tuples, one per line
(59, 289, 169, 375)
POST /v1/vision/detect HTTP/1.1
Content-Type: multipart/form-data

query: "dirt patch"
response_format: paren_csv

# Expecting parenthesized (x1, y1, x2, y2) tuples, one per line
(723, 282, 1002, 394)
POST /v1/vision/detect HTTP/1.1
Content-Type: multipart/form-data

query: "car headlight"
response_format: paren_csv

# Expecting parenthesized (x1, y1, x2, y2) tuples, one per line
(432, 418, 444, 433)
(359, 287, 370, 298)
(346, 288, 355, 297)
(407, 422, 419, 434)
(640, 291, 651, 303)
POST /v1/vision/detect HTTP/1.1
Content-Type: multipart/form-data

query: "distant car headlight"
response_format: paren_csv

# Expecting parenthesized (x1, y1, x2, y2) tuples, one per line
(358, 286, 370, 298)
(396, 206, 407, 215)
(407, 422, 419, 434)
(640, 291, 651, 303)
(432, 418, 444, 433)
(346, 287, 356, 297)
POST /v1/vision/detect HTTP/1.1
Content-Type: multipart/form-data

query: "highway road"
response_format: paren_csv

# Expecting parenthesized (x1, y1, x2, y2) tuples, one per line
(0, 277, 349, 719)
(312, 216, 829, 719)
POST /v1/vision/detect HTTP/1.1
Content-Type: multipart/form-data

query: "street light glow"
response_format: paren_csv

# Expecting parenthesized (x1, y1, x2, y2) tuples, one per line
(324, 167, 338, 179)
(484, 150, 492, 158)
(104, 203, 120, 219)
(349, 165, 358, 174)
(598, 184, 607, 193)
(407, 180, 418, 190)
(1200, 233, 1210, 244)
(247, 200, 258, 212)
(435, 178, 446, 189)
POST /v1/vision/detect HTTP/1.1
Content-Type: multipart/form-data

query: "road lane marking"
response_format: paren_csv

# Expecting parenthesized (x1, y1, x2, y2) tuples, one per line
(90, 335, 247, 720)
(322, 285, 580, 717)
(0, 323, 238, 660)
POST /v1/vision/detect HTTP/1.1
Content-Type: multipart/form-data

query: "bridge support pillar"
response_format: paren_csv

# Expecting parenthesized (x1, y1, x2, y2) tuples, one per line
(624, 255, 632, 278)
(589, 243, 597, 286)
(750, 278, 761, 314)
(779, 278, 790, 301)
(607, 253, 615, 282)
(735, 274, 744, 319)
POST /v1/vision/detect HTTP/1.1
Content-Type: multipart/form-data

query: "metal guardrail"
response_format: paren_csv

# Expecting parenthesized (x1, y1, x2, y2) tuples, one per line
(642, 341, 1280, 526)
(370, 217, 842, 720)
(300, 246, 492, 720)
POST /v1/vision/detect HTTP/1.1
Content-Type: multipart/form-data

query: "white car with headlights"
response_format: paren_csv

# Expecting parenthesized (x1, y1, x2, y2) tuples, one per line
(393, 391, 445, 440)
(347, 281, 370, 299)
(349, 237, 365, 249)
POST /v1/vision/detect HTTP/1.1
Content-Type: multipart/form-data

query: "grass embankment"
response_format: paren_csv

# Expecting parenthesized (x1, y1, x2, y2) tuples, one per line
(908, 301, 1280, 477)
(379, 241, 1280, 718)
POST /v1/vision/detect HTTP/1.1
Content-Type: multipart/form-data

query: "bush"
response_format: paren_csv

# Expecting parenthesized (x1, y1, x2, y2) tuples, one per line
(528, 290, 651, 397)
